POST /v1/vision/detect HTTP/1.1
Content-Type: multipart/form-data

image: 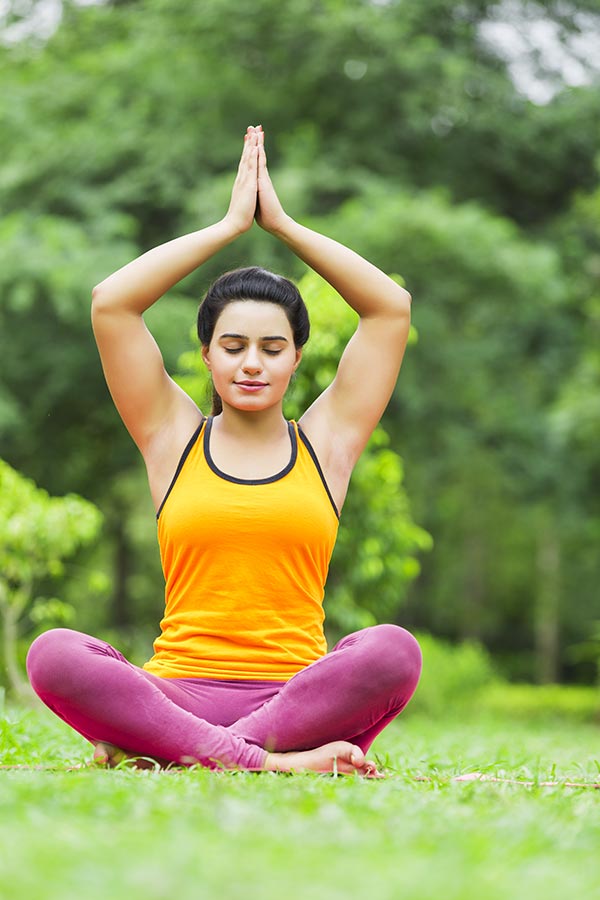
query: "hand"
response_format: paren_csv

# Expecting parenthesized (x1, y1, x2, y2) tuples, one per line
(223, 126, 260, 236)
(255, 126, 292, 234)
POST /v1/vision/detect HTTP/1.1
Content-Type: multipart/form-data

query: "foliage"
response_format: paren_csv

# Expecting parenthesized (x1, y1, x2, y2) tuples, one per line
(408, 631, 499, 717)
(4, 0, 599, 226)
(481, 682, 600, 724)
(550, 184, 600, 468)
(0, 459, 102, 697)
(316, 183, 598, 679)
(1, 0, 600, 681)
(409, 630, 599, 722)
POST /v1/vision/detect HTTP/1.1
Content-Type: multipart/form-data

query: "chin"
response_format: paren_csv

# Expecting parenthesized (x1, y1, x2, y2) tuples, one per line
(227, 395, 284, 414)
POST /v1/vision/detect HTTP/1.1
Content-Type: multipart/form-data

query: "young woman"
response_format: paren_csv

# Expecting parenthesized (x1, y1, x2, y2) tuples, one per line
(27, 126, 421, 775)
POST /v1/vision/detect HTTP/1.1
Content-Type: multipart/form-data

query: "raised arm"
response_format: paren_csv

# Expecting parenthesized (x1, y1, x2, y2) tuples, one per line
(255, 127, 411, 472)
(91, 128, 261, 456)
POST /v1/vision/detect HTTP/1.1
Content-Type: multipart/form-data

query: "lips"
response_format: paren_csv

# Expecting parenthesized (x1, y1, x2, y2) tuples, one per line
(235, 381, 268, 392)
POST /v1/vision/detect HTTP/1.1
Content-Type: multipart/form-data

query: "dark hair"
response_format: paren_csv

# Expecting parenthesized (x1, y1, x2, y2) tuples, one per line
(197, 267, 310, 414)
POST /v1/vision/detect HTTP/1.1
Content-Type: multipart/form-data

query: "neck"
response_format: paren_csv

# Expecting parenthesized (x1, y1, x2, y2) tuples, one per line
(214, 404, 289, 441)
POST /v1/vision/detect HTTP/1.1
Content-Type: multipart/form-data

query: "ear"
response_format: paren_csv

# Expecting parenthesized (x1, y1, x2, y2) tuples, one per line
(293, 348, 302, 371)
(201, 345, 211, 368)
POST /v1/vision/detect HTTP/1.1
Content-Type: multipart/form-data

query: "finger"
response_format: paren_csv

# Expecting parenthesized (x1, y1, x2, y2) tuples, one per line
(243, 126, 258, 149)
(239, 138, 258, 176)
(248, 144, 259, 175)
(237, 134, 252, 172)
(246, 129, 259, 157)
(257, 130, 266, 157)
(257, 143, 269, 177)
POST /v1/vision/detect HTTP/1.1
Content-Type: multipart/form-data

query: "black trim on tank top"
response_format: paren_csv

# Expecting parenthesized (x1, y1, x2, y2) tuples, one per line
(156, 418, 205, 520)
(204, 416, 297, 485)
(297, 425, 340, 519)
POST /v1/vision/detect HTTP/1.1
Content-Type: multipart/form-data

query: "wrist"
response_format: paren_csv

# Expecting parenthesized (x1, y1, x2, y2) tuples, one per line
(219, 214, 250, 241)
(265, 214, 296, 239)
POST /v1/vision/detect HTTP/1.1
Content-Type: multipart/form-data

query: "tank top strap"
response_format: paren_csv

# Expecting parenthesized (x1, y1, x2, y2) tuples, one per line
(156, 417, 206, 519)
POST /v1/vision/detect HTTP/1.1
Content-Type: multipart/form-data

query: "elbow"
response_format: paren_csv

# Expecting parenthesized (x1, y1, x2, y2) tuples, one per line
(90, 284, 113, 328)
(91, 280, 108, 302)
(373, 289, 410, 325)
(399, 286, 412, 310)
(396, 287, 411, 320)
(91, 282, 112, 316)
(91, 282, 103, 307)
(90, 286, 103, 329)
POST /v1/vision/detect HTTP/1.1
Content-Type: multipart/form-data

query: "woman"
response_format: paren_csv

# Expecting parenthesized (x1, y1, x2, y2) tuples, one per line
(27, 126, 421, 775)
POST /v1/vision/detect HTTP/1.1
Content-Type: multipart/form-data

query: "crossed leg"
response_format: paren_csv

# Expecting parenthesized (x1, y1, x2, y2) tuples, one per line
(26, 629, 268, 770)
(231, 624, 422, 754)
(26, 625, 421, 773)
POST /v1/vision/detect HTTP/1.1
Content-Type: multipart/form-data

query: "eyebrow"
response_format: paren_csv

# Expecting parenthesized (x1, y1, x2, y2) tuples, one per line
(218, 333, 289, 342)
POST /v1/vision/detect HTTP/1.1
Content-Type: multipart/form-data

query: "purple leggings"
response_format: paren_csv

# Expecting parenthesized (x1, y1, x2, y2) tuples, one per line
(26, 625, 421, 770)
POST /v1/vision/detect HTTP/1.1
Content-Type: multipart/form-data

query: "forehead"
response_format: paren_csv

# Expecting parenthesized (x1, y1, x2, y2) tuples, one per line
(215, 300, 293, 338)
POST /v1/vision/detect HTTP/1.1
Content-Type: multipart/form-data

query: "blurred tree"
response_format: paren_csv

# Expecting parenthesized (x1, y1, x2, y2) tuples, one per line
(1, 0, 599, 680)
(0, 212, 193, 634)
(316, 183, 594, 679)
(544, 178, 600, 681)
(0, 459, 102, 699)
(2, 0, 600, 234)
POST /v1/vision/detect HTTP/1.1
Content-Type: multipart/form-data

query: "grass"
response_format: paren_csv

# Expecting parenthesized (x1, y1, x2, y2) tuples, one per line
(1, 703, 600, 900)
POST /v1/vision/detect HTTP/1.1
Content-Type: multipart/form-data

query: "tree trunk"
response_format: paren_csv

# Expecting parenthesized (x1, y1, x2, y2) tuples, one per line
(1, 596, 35, 702)
(534, 520, 561, 684)
(461, 531, 486, 642)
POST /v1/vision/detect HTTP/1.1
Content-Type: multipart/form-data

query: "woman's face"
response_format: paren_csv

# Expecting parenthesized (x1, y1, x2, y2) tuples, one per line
(202, 300, 302, 412)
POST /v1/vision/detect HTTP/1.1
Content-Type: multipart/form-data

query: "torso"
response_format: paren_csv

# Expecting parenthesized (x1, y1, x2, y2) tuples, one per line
(145, 416, 340, 680)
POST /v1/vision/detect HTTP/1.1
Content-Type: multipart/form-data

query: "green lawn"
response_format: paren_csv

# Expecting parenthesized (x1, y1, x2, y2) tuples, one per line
(1, 703, 599, 900)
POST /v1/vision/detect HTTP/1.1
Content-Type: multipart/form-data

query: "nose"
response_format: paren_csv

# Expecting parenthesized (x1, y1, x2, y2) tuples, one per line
(242, 346, 263, 375)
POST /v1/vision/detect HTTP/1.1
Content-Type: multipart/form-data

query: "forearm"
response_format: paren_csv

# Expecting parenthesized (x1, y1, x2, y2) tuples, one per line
(91, 218, 240, 315)
(273, 217, 411, 320)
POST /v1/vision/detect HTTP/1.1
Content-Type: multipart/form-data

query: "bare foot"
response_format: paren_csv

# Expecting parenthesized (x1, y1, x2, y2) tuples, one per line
(92, 742, 160, 770)
(264, 741, 381, 777)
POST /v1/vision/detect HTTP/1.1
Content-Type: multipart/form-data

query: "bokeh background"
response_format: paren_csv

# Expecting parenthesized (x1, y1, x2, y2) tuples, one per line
(2, 0, 600, 699)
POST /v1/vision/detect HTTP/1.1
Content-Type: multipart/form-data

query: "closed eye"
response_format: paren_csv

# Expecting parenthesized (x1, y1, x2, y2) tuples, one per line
(224, 347, 283, 356)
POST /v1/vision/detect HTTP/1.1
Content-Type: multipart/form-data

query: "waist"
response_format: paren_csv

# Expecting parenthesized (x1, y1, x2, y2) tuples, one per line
(143, 608, 328, 680)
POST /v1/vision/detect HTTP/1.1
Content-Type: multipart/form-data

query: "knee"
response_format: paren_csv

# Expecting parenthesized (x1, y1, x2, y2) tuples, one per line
(368, 624, 422, 692)
(26, 628, 83, 696)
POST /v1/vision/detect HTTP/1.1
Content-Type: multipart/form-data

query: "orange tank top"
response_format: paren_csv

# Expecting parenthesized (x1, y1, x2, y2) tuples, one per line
(143, 417, 340, 680)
